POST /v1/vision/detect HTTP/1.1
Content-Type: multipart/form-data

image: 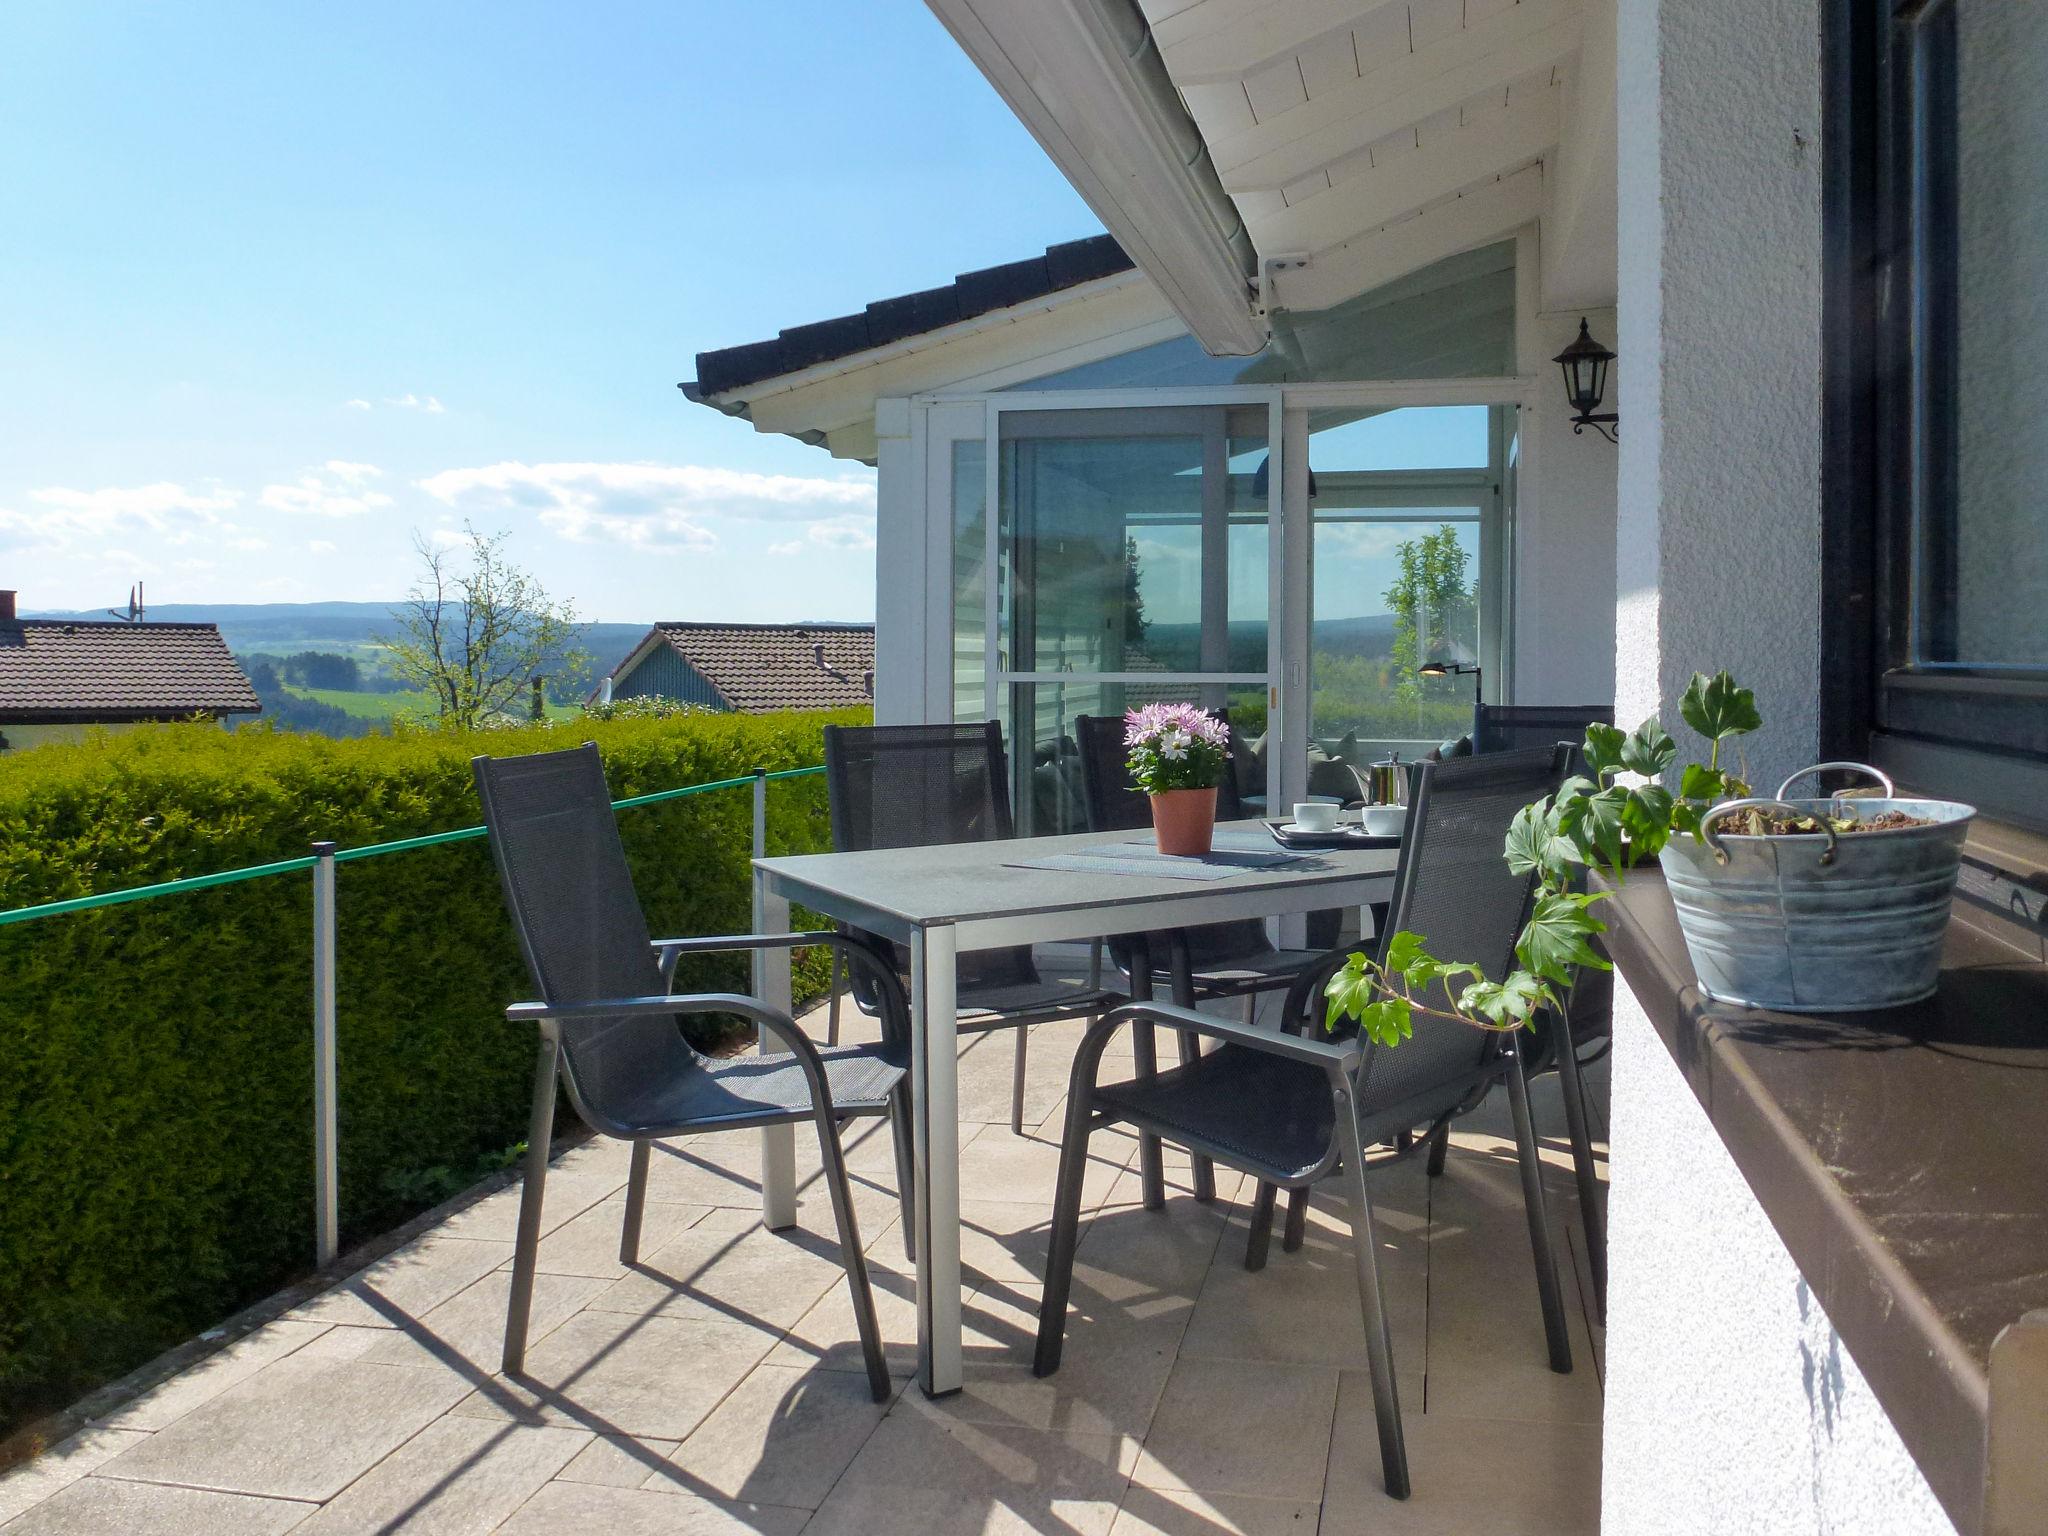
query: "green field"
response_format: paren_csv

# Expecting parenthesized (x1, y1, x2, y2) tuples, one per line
(283, 686, 580, 723)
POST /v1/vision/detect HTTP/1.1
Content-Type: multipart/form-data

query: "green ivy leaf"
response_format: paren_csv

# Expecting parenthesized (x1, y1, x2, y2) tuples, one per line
(1620, 783, 1675, 860)
(1679, 671, 1761, 744)
(1356, 997, 1413, 1048)
(1559, 782, 1629, 874)
(1620, 719, 1677, 778)
(1678, 762, 1731, 803)
(1458, 970, 1557, 1029)
(1581, 722, 1627, 777)
(1504, 798, 1576, 883)
(1515, 889, 1611, 983)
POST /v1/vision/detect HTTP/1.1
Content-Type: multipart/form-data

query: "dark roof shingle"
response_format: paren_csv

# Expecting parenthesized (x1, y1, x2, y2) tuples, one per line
(688, 234, 1134, 398)
(634, 623, 875, 714)
(0, 621, 261, 722)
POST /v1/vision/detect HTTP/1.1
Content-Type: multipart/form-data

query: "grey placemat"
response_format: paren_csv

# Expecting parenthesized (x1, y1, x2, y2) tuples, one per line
(1003, 840, 1305, 882)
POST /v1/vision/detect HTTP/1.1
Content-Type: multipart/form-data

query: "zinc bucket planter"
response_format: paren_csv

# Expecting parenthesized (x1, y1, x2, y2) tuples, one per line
(1656, 763, 1975, 1012)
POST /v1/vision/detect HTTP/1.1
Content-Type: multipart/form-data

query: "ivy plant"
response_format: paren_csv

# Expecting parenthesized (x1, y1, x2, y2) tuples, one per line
(1324, 671, 1761, 1047)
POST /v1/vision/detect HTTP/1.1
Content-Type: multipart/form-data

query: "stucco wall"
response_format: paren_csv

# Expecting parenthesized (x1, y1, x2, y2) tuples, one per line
(1603, 0, 1955, 1526)
(1602, 986, 1955, 1533)
(0, 721, 146, 755)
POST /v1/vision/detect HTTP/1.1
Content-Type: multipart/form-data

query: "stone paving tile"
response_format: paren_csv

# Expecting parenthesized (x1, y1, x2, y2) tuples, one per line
(816, 1402, 1138, 1536)
(762, 1260, 926, 1377)
(0, 1478, 313, 1535)
(555, 1433, 680, 1488)
(287, 1234, 512, 1331)
(360, 1268, 605, 1376)
(1132, 1356, 1340, 1501)
(92, 1353, 470, 1502)
(585, 1223, 853, 1332)
(451, 1310, 775, 1442)
(1318, 1397, 1602, 1533)
(99, 1320, 330, 1432)
(492, 1480, 809, 1535)
(287, 1418, 587, 1535)
(636, 1140, 772, 1207)
(646, 1362, 891, 1509)
(953, 1198, 1056, 1288)
(958, 1121, 1136, 1210)
(434, 1169, 624, 1244)
(0, 1429, 149, 1527)
(503, 1194, 710, 1281)
(1109, 1486, 1322, 1536)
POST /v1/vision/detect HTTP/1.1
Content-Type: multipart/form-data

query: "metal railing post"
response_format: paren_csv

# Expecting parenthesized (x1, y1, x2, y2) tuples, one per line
(310, 840, 339, 1268)
(749, 769, 768, 1000)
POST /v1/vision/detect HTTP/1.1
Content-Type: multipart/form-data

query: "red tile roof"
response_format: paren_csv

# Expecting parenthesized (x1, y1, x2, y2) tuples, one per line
(626, 623, 876, 713)
(0, 620, 261, 722)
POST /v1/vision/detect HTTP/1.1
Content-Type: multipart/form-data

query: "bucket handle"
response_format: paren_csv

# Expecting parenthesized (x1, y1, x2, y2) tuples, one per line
(1775, 761, 1895, 802)
(1700, 799, 1840, 868)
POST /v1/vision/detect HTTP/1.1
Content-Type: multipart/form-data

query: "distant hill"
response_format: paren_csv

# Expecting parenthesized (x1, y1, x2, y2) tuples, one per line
(22, 602, 652, 676)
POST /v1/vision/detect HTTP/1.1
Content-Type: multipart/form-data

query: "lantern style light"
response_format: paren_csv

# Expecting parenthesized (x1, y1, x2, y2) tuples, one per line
(1552, 319, 1618, 443)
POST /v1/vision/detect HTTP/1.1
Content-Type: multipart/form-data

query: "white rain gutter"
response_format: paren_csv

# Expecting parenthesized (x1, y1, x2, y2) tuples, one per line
(924, 0, 1269, 357)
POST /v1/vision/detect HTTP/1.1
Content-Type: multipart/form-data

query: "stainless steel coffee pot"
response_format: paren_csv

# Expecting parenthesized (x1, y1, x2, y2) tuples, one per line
(1365, 749, 1406, 807)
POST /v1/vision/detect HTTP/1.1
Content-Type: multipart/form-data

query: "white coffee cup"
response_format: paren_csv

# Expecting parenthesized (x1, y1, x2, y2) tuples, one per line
(1360, 803, 1405, 836)
(1292, 802, 1340, 832)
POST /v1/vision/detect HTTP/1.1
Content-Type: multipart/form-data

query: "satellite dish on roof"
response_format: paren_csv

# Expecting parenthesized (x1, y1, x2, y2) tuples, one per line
(107, 582, 144, 623)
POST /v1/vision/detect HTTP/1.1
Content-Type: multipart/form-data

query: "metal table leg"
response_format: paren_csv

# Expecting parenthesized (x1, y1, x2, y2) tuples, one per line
(753, 864, 798, 1232)
(912, 924, 963, 1396)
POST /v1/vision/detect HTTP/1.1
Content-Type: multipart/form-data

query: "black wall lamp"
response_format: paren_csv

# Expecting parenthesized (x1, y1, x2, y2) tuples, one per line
(1553, 319, 1618, 444)
(1418, 658, 1482, 700)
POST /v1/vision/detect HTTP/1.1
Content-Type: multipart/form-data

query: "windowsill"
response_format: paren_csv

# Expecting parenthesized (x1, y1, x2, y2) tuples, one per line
(1595, 869, 2048, 1536)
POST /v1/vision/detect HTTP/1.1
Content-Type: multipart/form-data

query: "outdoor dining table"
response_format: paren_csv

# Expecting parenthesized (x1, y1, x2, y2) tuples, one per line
(752, 818, 1402, 1397)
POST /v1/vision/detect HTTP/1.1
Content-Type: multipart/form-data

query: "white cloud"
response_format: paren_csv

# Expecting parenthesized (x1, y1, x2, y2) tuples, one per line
(415, 460, 876, 552)
(308, 539, 338, 556)
(0, 480, 241, 549)
(385, 393, 445, 414)
(769, 514, 878, 557)
(259, 462, 394, 519)
(343, 398, 372, 411)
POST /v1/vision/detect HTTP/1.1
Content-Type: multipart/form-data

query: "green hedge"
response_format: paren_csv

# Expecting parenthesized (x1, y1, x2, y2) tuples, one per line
(0, 709, 862, 1435)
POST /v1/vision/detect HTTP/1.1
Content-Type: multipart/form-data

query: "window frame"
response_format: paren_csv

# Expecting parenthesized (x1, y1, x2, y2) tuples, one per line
(1822, 0, 2048, 829)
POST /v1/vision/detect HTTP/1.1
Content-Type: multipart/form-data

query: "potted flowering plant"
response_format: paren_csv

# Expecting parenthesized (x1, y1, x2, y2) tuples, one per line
(1125, 703, 1231, 856)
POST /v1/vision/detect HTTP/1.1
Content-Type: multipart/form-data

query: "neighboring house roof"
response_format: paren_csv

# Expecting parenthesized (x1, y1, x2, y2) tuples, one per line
(611, 622, 876, 714)
(0, 620, 261, 722)
(686, 235, 1134, 400)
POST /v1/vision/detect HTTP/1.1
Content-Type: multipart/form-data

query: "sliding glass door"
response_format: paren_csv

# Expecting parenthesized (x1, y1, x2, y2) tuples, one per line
(991, 405, 1273, 833)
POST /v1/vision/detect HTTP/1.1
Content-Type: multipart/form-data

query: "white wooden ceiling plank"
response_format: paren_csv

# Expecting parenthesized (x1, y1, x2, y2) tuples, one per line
(1250, 88, 1558, 255)
(1161, 0, 1409, 86)
(1243, 55, 1310, 121)
(1298, 31, 1363, 98)
(1466, 0, 1519, 22)
(1408, 0, 1465, 51)
(1180, 78, 1258, 139)
(1281, 167, 1334, 205)
(1210, 0, 1582, 189)
(1274, 161, 1544, 310)
(1352, 4, 1414, 76)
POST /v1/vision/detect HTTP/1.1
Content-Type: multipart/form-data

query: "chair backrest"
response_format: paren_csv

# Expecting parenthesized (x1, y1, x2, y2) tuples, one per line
(1074, 713, 1271, 969)
(473, 744, 698, 1132)
(1351, 745, 1571, 1118)
(823, 721, 1036, 990)
(823, 721, 1014, 852)
(1471, 703, 1613, 757)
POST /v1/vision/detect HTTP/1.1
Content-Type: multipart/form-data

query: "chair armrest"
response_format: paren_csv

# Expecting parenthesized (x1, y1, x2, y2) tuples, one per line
(1277, 942, 1376, 1036)
(506, 991, 794, 1026)
(648, 931, 910, 1051)
(651, 930, 843, 958)
(1082, 999, 1361, 1077)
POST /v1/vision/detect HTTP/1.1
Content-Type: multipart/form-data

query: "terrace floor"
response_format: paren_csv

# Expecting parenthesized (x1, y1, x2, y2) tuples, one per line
(0, 994, 1607, 1535)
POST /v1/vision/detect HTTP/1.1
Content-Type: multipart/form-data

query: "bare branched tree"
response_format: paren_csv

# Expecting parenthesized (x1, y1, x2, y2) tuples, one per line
(383, 522, 589, 729)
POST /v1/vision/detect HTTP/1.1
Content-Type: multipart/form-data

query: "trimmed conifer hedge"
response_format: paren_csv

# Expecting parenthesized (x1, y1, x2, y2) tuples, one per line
(0, 709, 861, 1434)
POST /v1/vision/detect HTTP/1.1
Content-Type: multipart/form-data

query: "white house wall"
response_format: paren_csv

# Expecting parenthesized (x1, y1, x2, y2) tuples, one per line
(1603, 0, 1949, 1528)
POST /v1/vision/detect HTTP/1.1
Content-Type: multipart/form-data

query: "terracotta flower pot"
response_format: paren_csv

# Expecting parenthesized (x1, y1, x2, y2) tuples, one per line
(1150, 786, 1218, 856)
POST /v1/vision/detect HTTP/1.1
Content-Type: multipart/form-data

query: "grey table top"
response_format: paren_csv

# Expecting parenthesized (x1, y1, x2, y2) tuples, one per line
(754, 820, 1401, 941)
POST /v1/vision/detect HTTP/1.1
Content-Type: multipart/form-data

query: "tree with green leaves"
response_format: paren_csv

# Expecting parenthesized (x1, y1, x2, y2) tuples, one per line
(1383, 526, 1476, 701)
(382, 522, 589, 730)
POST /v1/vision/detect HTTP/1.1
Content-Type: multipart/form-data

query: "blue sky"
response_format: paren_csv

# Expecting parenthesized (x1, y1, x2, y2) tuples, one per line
(0, 1, 1098, 621)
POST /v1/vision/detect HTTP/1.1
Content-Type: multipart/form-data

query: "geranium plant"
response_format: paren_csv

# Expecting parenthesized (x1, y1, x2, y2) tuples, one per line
(1324, 671, 1763, 1046)
(1124, 703, 1230, 795)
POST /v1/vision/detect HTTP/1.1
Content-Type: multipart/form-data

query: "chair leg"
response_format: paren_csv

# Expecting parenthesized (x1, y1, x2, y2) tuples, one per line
(1425, 1121, 1451, 1178)
(1011, 1026, 1029, 1137)
(1506, 1041, 1574, 1374)
(1034, 1084, 1098, 1377)
(619, 1140, 651, 1264)
(502, 1031, 560, 1376)
(1551, 1002, 1607, 1319)
(1166, 962, 1215, 1205)
(1245, 1180, 1278, 1272)
(889, 1081, 917, 1263)
(1282, 1186, 1309, 1252)
(826, 951, 843, 1046)
(1129, 984, 1167, 1212)
(811, 1111, 892, 1402)
(1336, 1091, 1411, 1500)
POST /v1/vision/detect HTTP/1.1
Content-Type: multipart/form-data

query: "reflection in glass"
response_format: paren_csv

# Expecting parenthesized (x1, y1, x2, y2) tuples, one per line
(951, 439, 986, 721)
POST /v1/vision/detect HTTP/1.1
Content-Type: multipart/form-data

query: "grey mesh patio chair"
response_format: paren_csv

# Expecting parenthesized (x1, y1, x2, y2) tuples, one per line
(474, 744, 912, 1402)
(1471, 702, 1614, 755)
(1036, 748, 1577, 1501)
(823, 722, 1125, 1137)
